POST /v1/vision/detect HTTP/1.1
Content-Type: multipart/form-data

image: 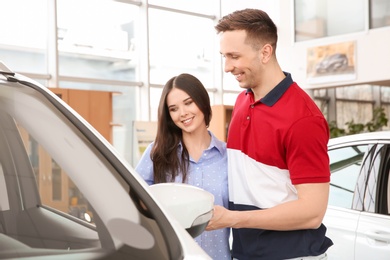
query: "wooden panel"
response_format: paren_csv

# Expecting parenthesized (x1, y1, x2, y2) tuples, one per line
(89, 91, 112, 143)
(209, 105, 233, 142)
(68, 90, 90, 120)
(49, 88, 69, 103)
(48, 88, 113, 143)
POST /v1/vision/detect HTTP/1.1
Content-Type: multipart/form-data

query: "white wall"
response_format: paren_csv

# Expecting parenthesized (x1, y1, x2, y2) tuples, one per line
(221, 0, 280, 19)
(276, 0, 390, 90)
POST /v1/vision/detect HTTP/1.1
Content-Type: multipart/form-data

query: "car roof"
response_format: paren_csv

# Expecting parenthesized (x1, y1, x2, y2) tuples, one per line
(328, 131, 390, 147)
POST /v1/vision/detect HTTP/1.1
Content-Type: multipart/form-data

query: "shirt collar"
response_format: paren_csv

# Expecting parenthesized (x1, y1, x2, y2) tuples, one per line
(177, 130, 225, 155)
(208, 131, 225, 154)
(246, 72, 293, 107)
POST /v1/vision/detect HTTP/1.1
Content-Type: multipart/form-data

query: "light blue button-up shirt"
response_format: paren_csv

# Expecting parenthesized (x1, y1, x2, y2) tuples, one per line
(135, 131, 230, 260)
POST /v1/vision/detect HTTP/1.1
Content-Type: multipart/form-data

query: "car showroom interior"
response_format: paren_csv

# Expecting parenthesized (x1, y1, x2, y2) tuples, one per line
(0, 0, 390, 259)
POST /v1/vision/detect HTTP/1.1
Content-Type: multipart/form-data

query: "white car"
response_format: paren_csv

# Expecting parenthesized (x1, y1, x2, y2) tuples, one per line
(325, 131, 390, 259)
(0, 61, 213, 259)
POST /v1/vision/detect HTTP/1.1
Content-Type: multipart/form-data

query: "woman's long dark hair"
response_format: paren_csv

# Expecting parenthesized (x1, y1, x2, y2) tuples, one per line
(151, 73, 212, 183)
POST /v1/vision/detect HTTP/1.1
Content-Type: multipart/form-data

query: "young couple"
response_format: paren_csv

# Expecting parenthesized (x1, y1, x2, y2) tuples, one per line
(136, 8, 333, 260)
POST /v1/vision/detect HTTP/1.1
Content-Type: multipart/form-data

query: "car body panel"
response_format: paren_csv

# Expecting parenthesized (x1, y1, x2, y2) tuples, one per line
(323, 206, 360, 259)
(355, 211, 390, 259)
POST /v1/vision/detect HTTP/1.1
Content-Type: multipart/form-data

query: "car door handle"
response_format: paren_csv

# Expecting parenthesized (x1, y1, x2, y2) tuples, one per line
(365, 231, 390, 243)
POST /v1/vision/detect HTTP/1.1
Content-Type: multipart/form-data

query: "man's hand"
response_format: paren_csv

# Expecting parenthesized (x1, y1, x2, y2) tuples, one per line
(206, 205, 230, 231)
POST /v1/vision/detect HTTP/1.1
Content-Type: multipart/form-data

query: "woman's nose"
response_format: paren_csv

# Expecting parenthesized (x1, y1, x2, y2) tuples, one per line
(179, 107, 188, 117)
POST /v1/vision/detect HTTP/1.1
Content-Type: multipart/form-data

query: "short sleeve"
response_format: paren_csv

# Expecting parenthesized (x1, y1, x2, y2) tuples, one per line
(285, 116, 330, 184)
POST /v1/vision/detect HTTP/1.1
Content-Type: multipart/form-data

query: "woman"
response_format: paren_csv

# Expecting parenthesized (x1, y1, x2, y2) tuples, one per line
(136, 73, 230, 259)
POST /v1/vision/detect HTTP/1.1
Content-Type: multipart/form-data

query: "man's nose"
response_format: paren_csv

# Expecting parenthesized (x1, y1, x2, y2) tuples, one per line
(224, 59, 233, 73)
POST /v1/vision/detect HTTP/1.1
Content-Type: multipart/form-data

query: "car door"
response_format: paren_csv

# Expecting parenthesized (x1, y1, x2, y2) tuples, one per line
(353, 143, 390, 259)
(325, 143, 372, 259)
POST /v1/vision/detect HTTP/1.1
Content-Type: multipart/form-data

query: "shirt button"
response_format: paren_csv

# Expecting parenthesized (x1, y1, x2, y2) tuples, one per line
(251, 105, 254, 108)
(247, 116, 250, 120)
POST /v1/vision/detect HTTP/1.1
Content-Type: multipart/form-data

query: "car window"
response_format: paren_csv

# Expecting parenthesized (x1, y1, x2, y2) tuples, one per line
(353, 144, 388, 214)
(353, 144, 381, 212)
(388, 172, 390, 214)
(18, 126, 95, 224)
(328, 145, 368, 208)
(0, 115, 105, 254)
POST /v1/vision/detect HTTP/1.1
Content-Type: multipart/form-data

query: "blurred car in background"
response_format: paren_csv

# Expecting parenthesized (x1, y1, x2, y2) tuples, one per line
(315, 53, 348, 74)
(0, 61, 213, 259)
(325, 131, 390, 259)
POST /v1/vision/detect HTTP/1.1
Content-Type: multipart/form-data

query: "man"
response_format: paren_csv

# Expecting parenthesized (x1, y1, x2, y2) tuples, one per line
(206, 8, 333, 260)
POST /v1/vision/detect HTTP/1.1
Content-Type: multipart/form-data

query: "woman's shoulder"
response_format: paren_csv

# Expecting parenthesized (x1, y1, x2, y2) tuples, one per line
(209, 131, 227, 151)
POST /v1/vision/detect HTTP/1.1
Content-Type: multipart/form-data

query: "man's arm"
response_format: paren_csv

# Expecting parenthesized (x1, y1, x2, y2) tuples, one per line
(206, 182, 329, 231)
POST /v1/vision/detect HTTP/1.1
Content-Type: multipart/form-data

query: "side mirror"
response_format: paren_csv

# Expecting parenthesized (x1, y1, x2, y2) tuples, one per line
(149, 183, 214, 238)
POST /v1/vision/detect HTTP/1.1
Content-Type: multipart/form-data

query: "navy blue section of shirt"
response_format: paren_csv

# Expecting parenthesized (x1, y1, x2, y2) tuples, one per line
(229, 202, 333, 260)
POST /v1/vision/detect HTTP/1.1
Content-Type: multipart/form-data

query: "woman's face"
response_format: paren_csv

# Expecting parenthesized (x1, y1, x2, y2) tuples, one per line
(166, 87, 205, 134)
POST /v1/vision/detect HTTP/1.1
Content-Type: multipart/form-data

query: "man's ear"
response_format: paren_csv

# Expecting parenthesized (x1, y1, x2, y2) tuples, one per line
(260, 44, 273, 63)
